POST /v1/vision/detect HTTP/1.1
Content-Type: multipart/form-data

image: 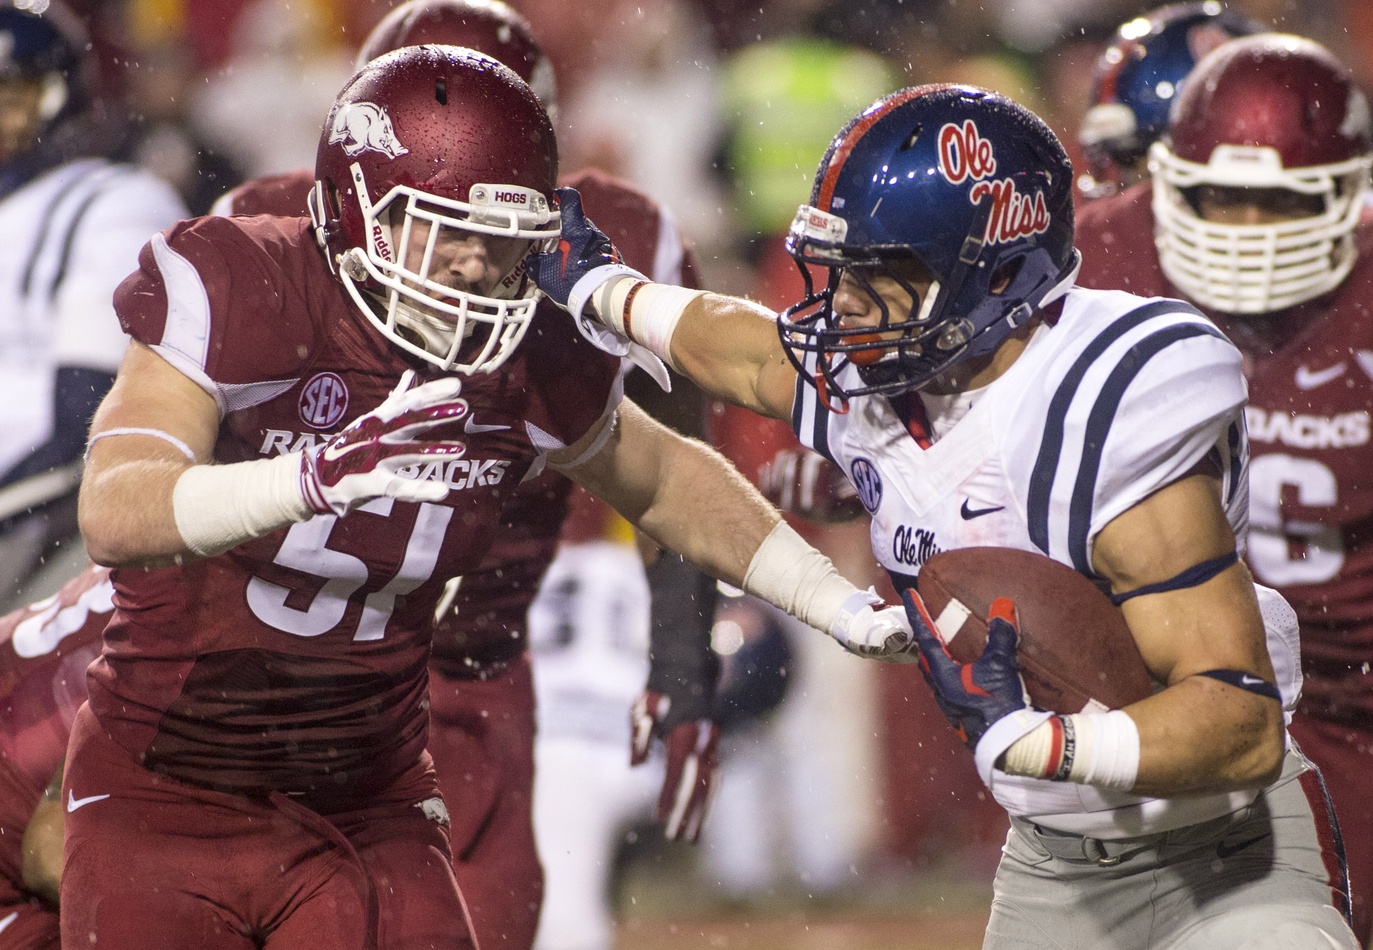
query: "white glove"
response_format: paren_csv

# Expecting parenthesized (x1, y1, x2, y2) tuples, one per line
(829, 589, 920, 663)
(298, 372, 470, 516)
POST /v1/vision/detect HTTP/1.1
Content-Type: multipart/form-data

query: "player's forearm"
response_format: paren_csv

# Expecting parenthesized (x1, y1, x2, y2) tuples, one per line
(667, 294, 791, 419)
(1125, 676, 1284, 796)
(81, 453, 312, 567)
(630, 432, 782, 589)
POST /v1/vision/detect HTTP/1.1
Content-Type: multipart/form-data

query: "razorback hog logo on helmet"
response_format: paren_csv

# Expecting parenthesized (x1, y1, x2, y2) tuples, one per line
(329, 102, 409, 159)
(937, 120, 1050, 245)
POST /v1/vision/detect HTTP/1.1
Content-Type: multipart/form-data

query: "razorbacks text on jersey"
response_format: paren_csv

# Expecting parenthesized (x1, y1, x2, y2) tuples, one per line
(792, 284, 1302, 837)
(87, 212, 620, 804)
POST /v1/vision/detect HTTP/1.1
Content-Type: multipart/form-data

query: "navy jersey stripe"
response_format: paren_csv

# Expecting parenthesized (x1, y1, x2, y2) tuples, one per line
(1068, 323, 1224, 573)
(20, 164, 109, 300)
(792, 353, 836, 465)
(1226, 420, 1243, 505)
(1027, 299, 1205, 557)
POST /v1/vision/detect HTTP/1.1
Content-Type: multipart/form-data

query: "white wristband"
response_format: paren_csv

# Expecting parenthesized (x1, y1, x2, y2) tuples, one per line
(742, 520, 862, 633)
(999, 710, 1140, 791)
(172, 453, 314, 557)
(595, 277, 704, 371)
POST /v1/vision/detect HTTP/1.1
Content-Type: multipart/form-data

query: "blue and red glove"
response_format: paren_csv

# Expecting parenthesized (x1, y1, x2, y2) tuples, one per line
(902, 589, 1052, 783)
(631, 690, 720, 843)
(528, 187, 646, 324)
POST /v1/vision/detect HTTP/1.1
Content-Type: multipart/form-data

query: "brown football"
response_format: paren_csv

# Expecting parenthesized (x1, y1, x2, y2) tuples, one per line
(915, 547, 1153, 714)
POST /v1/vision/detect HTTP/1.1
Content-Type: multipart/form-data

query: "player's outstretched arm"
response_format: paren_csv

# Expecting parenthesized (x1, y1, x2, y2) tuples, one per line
(531, 187, 797, 421)
(549, 400, 911, 657)
(81, 343, 469, 567)
(1091, 470, 1285, 797)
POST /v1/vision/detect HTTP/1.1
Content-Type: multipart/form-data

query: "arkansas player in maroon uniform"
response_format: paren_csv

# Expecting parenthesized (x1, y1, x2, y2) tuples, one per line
(1075, 35, 1373, 942)
(68, 43, 886, 950)
(212, 6, 720, 948)
(0, 563, 109, 949)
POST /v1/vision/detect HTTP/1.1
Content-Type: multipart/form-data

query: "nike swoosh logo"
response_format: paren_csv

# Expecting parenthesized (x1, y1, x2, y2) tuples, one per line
(1240, 674, 1264, 686)
(960, 499, 1005, 520)
(1216, 831, 1271, 859)
(1294, 362, 1346, 390)
(464, 416, 510, 435)
(67, 790, 111, 813)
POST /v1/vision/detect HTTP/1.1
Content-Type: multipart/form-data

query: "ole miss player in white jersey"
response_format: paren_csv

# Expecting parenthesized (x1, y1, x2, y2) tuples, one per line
(533, 82, 1360, 949)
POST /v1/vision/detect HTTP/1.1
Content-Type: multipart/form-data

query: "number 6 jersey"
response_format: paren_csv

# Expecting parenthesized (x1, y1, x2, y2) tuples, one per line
(87, 214, 621, 805)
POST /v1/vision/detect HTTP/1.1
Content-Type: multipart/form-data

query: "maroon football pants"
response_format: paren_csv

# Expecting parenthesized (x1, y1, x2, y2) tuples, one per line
(60, 704, 475, 950)
(1289, 711, 1373, 946)
(428, 656, 541, 950)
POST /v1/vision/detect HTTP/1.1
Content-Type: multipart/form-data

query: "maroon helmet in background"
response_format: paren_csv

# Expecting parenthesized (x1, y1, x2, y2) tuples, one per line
(357, 0, 556, 112)
(1151, 34, 1373, 314)
(310, 44, 559, 373)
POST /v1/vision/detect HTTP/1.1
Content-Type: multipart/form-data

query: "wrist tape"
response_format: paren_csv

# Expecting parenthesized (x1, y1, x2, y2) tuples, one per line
(742, 520, 863, 634)
(172, 453, 314, 557)
(595, 277, 704, 371)
(999, 709, 1140, 791)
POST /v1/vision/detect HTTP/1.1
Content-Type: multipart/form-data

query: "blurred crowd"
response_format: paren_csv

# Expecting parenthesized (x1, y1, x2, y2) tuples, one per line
(15, 0, 1373, 924)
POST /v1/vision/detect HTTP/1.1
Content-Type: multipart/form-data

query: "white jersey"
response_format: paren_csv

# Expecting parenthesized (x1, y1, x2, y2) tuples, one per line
(795, 286, 1295, 838)
(0, 158, 187, 476)
(527, 540, 651, 746)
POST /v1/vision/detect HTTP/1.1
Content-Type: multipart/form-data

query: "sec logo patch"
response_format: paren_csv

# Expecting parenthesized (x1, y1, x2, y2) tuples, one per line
(850, 457, 882, 514)
(300, 373, 349, 429)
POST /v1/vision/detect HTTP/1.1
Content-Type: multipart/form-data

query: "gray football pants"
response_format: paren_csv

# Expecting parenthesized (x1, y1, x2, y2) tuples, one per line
(984, 749, 1357, 949)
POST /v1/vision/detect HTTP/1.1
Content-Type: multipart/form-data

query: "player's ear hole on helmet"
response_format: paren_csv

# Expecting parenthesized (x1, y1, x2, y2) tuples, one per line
(989, 257, 1024, 296)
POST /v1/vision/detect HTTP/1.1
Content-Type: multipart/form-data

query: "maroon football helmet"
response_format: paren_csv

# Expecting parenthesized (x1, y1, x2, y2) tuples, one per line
(357, 0, 556, 111)
(311, 45, 559, 372)
(1152, 34, 1373, 313)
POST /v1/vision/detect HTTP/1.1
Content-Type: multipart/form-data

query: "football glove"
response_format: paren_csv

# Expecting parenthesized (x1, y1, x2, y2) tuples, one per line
(528, 187, 646, 326)
(829, 589, 920, 662)
(631, 690, 720, 843)
(299, 371, 469, 516)
(902, 589, 1047, 750)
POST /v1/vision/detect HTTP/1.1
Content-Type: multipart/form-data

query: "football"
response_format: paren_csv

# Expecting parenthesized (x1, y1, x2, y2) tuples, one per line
(915, 547, 1153, 714)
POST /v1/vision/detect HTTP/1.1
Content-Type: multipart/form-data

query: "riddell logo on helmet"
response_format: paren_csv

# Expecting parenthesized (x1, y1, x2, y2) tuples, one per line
(329, 102, 409, 159)
(937, 119, 1050, 245)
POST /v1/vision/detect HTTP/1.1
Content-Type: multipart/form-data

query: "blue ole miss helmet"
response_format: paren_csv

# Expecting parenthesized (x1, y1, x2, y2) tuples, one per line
(780, 84, 1080, 401)
(1079, 2, 1261, 194)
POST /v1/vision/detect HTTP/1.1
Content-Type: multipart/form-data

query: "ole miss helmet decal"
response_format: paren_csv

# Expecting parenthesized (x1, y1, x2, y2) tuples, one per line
(937, 120, 1050, 245)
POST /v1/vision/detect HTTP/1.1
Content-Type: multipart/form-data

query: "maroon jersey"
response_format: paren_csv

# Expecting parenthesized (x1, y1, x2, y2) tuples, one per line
(0, 562, 110, 789)
(214, 167, 699, 675)
(1077, 184, 1373, 720)
(0, 562, 109, 921)
(88, 214, 620, 801)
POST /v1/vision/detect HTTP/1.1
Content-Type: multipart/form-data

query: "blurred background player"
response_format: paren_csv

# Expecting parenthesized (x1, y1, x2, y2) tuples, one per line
(0, 562, 109, 949)
(215, 4, 723, 947)
(1075, 32, 1373, 943)
(1076, 2, 1262, 199)
(0, 0, 186, 611)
